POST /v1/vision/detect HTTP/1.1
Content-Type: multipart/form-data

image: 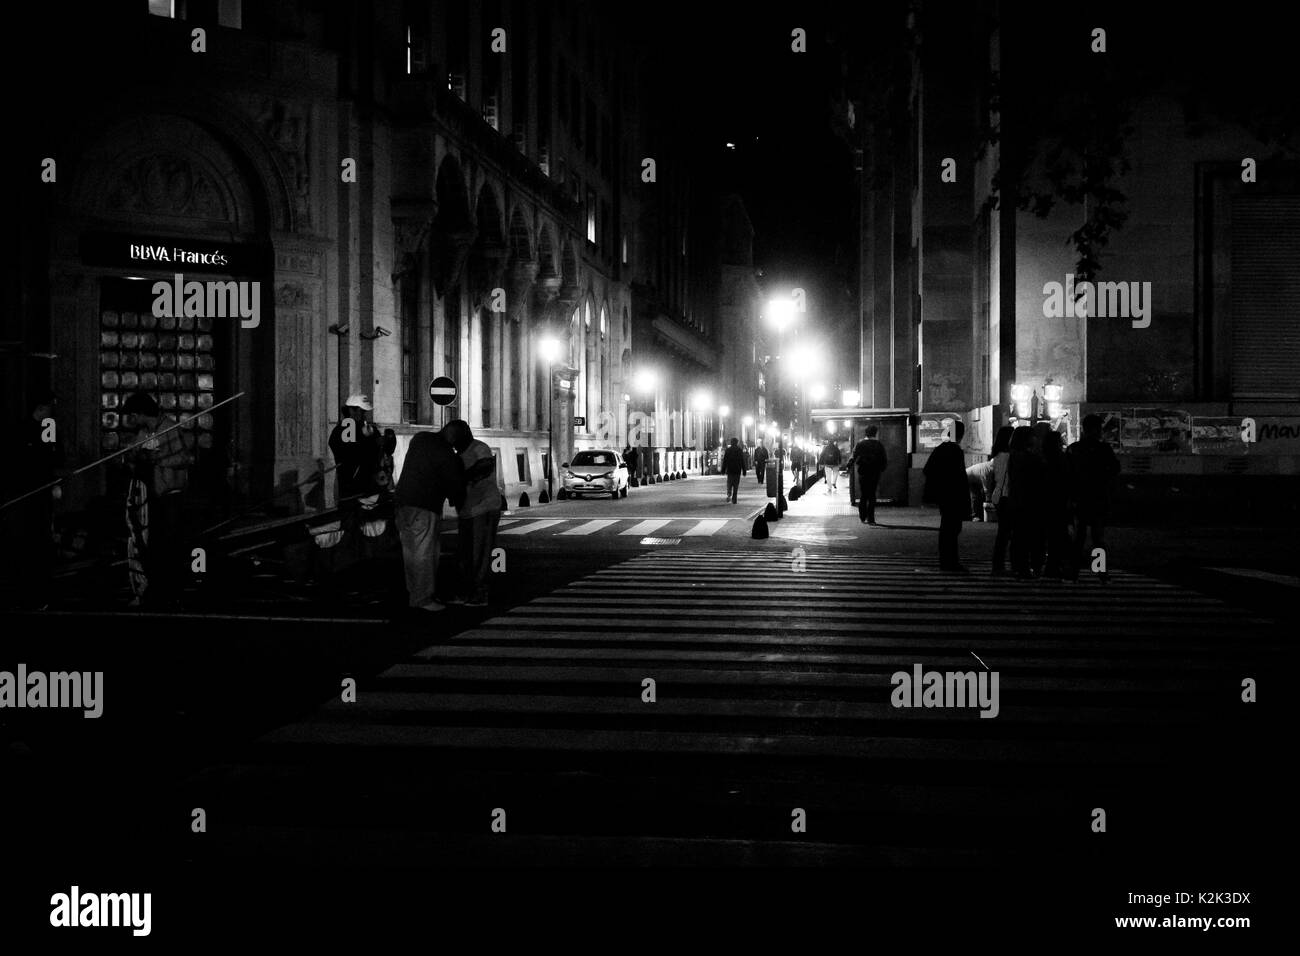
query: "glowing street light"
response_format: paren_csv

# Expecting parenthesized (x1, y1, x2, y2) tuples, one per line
(742, 415, 754, 428)
(765, 297, 797, 332)
(842, 390, 861, 407)
(719, 404, 730, 418)
(809, 384, 827, 403)
(634, 368, 659, 395)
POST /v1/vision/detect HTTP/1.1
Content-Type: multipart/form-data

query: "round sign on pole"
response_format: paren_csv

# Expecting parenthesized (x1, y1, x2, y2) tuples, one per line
(429, 377, 457, 406)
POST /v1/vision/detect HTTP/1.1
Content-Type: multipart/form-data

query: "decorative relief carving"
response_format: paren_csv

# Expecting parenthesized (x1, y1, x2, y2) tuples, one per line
(235, 93, 312, 230)
(276, 283, 309, 309)
(103, 154, 228, 220)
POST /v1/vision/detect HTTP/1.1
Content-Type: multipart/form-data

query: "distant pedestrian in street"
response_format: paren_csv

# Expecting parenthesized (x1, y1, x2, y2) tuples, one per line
(851, 425, 888, 525)
(1008, 426, 1045, 579)
(789, 444, 804, 486)
(623, 444, 639, 482)
(753, 443, 768, 485)
(121, 391, 194, 608)
(987, 425, 1015, 575)
(819, 439, 843, 493)
(1039, 430, 1073, 578)
(721, 437, 746, 503)
(450, 421, 504, 607)
(1067, 414, 1121, 580)
(922, 420, 968, 573)
(395, 421, 467, 613)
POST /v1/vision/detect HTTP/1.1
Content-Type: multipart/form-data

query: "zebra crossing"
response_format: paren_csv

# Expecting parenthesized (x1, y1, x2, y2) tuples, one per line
(186, 550, 1286, 867)
(487, 515, 739, 538)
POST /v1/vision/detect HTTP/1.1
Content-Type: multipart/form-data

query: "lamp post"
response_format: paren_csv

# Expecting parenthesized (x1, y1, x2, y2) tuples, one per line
(540, 336, 562, 499)
(692, 390, 712, 475)
(634, 367, 658, 482)
(766, 298, 798, 504)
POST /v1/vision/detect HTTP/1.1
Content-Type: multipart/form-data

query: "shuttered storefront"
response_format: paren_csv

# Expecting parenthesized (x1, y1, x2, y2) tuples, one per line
(1230, 196, 1300, 399)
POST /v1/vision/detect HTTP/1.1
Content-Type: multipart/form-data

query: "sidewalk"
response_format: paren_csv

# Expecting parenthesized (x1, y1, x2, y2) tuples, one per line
(767, 473, 1295, 620)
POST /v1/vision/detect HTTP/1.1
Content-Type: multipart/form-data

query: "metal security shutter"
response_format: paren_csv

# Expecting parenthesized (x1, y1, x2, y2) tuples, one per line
(1231, 196, 1300, 399)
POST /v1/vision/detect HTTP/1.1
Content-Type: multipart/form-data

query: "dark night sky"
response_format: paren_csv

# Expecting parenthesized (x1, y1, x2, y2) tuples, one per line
(641, 3, 859, 303)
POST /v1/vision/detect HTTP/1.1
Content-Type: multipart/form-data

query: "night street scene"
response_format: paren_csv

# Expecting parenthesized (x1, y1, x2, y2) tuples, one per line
(1, 0, 1294, 941)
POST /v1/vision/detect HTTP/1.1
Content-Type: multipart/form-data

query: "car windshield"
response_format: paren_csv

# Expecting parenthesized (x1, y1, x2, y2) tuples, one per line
(572, 452, 616, 467)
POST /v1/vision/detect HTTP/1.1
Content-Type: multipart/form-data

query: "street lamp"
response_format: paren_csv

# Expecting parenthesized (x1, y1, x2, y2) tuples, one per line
(632, 368, 659, 482)
(539, 336, 562, 499)
(809, 384, 827, 403)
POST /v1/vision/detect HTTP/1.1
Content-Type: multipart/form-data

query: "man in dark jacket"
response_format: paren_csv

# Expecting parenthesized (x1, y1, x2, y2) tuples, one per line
(851, 425, 888, 525)
(1067, 414, 1121, 579)
(922, 420, 968, 572)
(395, 422, 467, 612)
(721, 437, 746, 503)
(818, 439, 843, 493)
(329, 394, 385, 506)
(753, 443, 769, 485)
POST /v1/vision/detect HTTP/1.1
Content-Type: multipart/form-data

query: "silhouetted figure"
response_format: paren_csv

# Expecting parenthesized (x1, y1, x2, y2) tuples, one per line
(818, 439, 843, 493)
(450, 421, 503, 607)
(121, 391, 194, 608)
(722, 437, 746, 503)
(328, 394, 384, 506)
(1008, 426, 1045, 579)
(987, 425, 1015, 575)
(395, 422, 466, 612)
(1039, 430, 1073, 578)
(851, 425, 888, 525)
(1068, 414, 1121, 580)
(922, 421, 968, 572)
(753, 444, 768, 485)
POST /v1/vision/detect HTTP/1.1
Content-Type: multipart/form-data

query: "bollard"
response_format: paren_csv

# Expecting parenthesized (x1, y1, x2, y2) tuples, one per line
(538, 489, 550, 504)
(777, 494, 788, 515)
(751, 515, 769, 539)
(518, 492, 530, 508)
(789, 485, 802, 502)
(763, 502, 779, 522)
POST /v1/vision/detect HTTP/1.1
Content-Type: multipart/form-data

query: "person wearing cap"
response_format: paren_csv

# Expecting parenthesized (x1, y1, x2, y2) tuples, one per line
(329, 394, 384, 506)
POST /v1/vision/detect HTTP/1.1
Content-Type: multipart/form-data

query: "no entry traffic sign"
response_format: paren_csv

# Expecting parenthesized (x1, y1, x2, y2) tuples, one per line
(429, 376, 457, 406)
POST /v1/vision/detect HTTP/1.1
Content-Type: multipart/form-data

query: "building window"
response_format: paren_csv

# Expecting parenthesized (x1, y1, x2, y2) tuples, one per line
(148, 0, 174, 16)
(516, 449, 530, 482)
(400, 275, 419, 423)
(621, 233, 627, 265)
(481, 309, 495, 427)
(600, 306, 607, 337)
(586, 188, 597, 244)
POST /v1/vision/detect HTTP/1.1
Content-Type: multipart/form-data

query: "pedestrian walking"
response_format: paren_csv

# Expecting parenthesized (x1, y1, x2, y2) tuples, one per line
(987, 425, 1015, 575)
(721, 437, 746, 503)
(851, 425, 888, 524)
(753, 443, 768, 485)
(395, 421, 467, 613)
(1067, 414, 1121, 580)
(818, 439, 843, 493)
(1008, 426, 1045, 578)
(623, 444, 639, 482)
(449, 421, 504, 607)
(922, 420, 968, 573)
(790, 444, 804, 487)
(121, 391, 195, 608)
(1039, 430, 1073, 578)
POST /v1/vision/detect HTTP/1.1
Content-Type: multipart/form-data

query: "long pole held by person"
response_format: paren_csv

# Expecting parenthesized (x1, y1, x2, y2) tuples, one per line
(0, 391, 247, 513)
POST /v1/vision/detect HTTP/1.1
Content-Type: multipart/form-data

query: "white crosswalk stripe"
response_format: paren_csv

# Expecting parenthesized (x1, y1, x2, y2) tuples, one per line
(558, 519, 620, 535)
(492, 516, 735, 537)
(191, 550, 1285, 866)
(497, 518, 566, 535)
(619, 519, 671, 536)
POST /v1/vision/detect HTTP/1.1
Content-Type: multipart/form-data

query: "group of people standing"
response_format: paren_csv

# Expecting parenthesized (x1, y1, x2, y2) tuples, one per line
(329, 396, 505, 614)
(986, 414, 1120, 579)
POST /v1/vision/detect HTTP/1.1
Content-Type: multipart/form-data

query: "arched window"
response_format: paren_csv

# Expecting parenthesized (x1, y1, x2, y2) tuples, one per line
(600, 305, 607, 337)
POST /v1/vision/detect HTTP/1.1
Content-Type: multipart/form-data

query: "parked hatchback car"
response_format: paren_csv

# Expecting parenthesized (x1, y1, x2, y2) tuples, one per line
(562, 449, 629, 498)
